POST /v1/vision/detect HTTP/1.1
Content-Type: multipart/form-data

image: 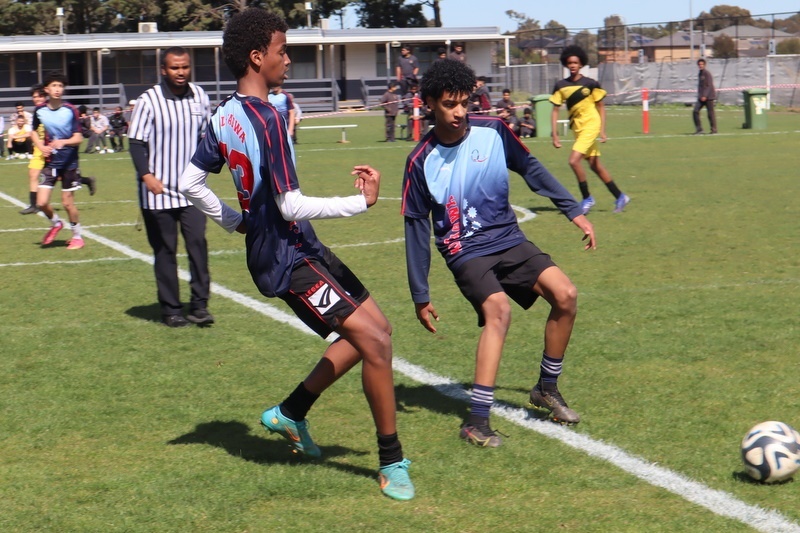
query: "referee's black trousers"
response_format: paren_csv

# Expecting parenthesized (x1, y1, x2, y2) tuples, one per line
(142, 206, 210, 317)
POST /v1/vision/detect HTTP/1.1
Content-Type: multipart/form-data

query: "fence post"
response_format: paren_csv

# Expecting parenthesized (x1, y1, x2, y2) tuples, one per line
(642, 88, 649, 134)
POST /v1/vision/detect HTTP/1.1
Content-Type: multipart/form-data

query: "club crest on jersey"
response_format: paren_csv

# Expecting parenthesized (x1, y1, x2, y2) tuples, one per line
(471, 149, 487, 163)
(306, 281, 340, 313)
(581, 87, 591, 96)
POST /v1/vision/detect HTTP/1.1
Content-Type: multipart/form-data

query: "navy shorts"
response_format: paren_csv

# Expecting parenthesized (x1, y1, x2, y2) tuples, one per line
(39, 167, 81, 192)
(280, 248, 369, 339)
(452, 241, 556, 327)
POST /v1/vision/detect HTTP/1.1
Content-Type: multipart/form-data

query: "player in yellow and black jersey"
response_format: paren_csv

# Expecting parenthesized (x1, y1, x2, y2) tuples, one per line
(550, 45, 630, 214)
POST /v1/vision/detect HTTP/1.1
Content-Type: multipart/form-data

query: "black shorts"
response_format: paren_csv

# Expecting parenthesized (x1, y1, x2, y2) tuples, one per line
(39, 167, 81, 192)
(279, 248, 369, 339)
(452, 241, 556, 327)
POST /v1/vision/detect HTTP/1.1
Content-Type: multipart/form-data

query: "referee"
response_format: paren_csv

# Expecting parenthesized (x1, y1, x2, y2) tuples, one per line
(128, 46, 213, 327)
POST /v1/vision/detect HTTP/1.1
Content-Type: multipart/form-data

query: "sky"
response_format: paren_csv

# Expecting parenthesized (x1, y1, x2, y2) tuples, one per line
(338, 1, 799, 32)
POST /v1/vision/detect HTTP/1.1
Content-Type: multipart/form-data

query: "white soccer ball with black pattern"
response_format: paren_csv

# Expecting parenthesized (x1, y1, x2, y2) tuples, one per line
(740, 421, 800, 483)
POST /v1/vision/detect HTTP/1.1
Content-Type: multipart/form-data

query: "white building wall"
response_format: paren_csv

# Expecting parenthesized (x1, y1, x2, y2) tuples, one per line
(344, 44, 380, 78)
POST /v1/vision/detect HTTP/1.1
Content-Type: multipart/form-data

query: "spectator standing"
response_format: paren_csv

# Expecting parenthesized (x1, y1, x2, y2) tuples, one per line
(448, 42, 467, 63)
(435, 47, 447, 62)
(10, 102, 33, 126)
(7, 115, 33, 158)
(267, 85, 297, 143)
(380, 81, 401, 142)
(395, 44, 419, 95)
(78, 106, 92, 152)
(693, 58, 717, 134)
(519, 107, 536, 138)
(471, 76, 492, 114)
(495, 88, 517, 116)
(108, 106, 128, 151)
(88, 107, 111, 153)
(30, 72, 86, 250)
(0, 116, 5, 158)
(178, 7, 415, 500)
(127, 46, 213, 328)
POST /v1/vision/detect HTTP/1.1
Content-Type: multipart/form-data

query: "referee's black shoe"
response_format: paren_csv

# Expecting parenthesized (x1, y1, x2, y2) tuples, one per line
(187, 308, 215, 326)
(163, 314, 190, 328)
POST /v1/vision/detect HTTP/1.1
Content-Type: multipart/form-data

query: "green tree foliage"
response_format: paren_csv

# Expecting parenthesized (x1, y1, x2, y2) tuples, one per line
(354, 0, 427, 28)
(697, 5, 753, 31)
(573, 30, 598, 66)
(506, 10, 539, 32)
(776, 37, 800, 54)
(711, 33, 737, 58)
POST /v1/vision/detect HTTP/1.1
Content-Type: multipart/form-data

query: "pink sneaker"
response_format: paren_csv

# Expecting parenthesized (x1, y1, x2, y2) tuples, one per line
(42, 221, 64, 245)
(66, 237, 85, 250)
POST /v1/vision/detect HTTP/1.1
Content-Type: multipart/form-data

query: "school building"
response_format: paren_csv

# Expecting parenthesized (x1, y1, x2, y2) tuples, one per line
(0, 24, 512, 112)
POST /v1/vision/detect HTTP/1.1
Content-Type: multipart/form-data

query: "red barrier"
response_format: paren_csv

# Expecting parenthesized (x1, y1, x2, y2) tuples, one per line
(413, 95, 421, 142)
(642, 88, 650, 134)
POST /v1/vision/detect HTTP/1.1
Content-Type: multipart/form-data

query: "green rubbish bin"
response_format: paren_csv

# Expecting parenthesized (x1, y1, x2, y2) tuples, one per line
(530, 94, 553, 138)
(742, 88, 769, 130)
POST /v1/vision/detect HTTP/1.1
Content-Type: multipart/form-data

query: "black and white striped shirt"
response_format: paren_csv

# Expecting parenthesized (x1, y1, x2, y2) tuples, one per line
(128, 81, 211, 210)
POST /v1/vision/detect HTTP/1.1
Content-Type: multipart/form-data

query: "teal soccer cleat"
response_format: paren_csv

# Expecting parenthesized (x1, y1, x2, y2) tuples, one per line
(260, 405, 321, 458)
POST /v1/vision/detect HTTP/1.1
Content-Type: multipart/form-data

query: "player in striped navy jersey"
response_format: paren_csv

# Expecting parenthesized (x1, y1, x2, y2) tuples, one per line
(179, 7, 414, 501)
(402, 59, 596, 446)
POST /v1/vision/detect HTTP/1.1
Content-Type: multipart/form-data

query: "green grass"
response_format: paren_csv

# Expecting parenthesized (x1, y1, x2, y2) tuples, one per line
(0, 106, 798, 532)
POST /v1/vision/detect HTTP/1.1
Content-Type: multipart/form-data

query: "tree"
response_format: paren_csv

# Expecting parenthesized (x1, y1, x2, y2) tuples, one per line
(711, 33, 737, 58)
(506, 9, 539, 32)
(354, 0, 427, 28)
(697, 5, 753, 31)
(418, 0, 441, 27)
(776, 37, 800, 55)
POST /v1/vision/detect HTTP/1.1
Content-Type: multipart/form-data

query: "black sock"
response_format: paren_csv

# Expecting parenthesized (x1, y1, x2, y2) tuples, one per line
(29, 191, 37, 206)
(578, 181, 591, 199)
(279, 382, 319, 422)
(605, 180, 622, 199)
(468, 414, 490, 428)
(377, 432, 403, 467)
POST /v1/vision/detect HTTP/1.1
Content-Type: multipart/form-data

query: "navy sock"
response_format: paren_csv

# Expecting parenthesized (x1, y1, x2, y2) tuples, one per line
(538, 352, 563, 385)
(377, 432, 403, 467)
(469, 383, 494, 422)
(279, 382, 319, 422)
(29, 191, 37, 206)
(579, 181, 591, 199)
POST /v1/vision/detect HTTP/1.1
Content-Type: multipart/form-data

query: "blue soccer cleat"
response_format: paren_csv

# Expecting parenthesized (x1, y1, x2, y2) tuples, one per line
(614, 194, 631, 213)
(379, 458, 415, 501)
(260, 405, 321, 458)
(580, 196, 595, 215)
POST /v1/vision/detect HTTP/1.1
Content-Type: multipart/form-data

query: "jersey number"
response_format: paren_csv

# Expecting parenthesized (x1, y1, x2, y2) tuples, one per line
(220, 142, 254, 212)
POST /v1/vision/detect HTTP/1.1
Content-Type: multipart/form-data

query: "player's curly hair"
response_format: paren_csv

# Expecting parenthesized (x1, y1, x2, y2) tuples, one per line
(420, 58, 476, 101)
(222, 8, 289, 80)
(560, 45, 588, 67)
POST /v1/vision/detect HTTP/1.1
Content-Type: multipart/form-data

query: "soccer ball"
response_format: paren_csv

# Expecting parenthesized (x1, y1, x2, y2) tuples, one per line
(741, 421, 800, 483)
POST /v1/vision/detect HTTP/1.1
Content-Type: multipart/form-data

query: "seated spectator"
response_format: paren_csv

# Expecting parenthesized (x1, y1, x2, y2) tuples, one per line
(6, 114, 33, 159)
(87, 107, 111, 153)
(519, 107, 536, 138)
(0, 115, 5, 158)
(107, 106, 128, 152)
(498, 107, 520, 137)
(495, 88, 516, 116)
(10, 102, 33, 127)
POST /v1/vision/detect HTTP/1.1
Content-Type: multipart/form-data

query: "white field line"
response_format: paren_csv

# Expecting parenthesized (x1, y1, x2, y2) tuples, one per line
(1, 195, 798, 532)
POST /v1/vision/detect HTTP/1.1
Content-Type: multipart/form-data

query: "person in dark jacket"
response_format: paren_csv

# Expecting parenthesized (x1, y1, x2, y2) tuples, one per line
(693, 58, 717, 134)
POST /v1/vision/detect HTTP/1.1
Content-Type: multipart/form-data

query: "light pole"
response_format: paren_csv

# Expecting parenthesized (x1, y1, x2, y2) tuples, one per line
(305, 2, 313, 28)
(56, 7, 65, 36)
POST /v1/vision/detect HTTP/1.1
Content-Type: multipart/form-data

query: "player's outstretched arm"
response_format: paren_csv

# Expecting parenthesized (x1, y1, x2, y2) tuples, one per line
(571, 214, 596, 250)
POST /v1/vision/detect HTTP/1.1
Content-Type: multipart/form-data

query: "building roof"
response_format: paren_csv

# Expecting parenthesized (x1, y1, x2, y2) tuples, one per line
(0, 26, 512, 53)
(708, 24, 796, 39)
(644, 31, 716, 48)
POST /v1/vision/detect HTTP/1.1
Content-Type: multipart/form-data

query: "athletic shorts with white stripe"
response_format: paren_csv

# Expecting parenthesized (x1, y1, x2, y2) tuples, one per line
(279, 247, 369, 338)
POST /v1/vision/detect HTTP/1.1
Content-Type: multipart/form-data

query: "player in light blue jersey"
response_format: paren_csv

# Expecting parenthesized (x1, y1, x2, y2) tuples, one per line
(402, 59, 597, 446)
(178, 7, 414, 501)
(31, 72, 86, 249)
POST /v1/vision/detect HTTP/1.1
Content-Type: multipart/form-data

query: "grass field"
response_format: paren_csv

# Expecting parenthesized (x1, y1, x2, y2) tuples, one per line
(1, 105, 798, 532)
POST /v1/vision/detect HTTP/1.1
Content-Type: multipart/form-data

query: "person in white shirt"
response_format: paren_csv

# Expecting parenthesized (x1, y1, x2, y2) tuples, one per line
(87, 107, 111, 153)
